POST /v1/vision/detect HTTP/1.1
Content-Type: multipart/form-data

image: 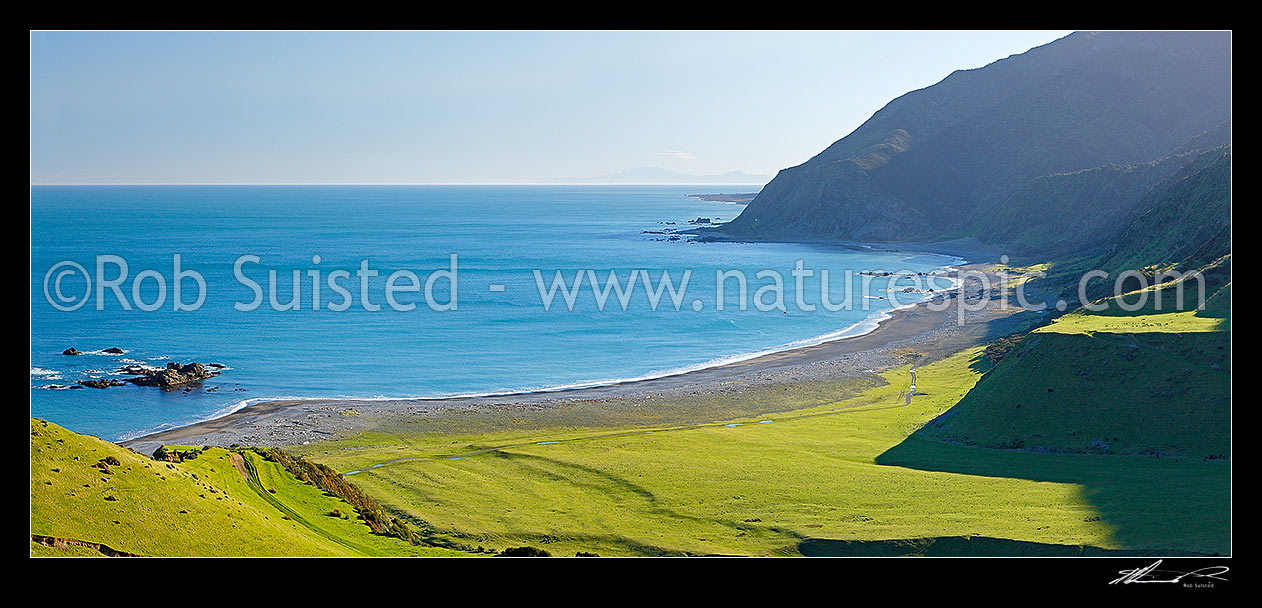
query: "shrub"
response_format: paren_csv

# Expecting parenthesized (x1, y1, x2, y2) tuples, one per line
(256, 447, 424, 545)
(498, 546, 551, 557)
(985, 333, 1025, 365)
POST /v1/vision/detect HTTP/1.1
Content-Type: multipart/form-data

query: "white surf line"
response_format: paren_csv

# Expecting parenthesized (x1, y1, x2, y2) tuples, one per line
(127, 262, 969, 443)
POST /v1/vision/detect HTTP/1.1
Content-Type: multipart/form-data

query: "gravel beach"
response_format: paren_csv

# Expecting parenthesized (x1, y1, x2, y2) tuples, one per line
(124, 265, 1043, 456)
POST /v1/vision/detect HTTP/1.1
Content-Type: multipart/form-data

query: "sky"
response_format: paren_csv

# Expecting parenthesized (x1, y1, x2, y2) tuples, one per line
(30, 30, 1070, 185)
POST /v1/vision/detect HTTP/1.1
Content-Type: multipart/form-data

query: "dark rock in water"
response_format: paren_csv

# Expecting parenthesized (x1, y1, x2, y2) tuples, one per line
(687, 217, 714, 225)
(103, 347, 125, 354)
(78, 379, 127, 389)
(62, 348, 80, 356)
(127, 362, 219, 389)
(206, 363, 226, 369)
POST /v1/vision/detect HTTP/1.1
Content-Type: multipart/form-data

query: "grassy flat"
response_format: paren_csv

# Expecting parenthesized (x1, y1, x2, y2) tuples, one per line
(297, 346, 1228, 556)
(1038, 309, 1227, 334)
(33, 303, 1229, 557)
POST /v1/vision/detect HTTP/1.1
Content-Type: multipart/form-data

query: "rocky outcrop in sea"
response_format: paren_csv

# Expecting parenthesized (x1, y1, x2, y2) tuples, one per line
(127, 362, 219, 389)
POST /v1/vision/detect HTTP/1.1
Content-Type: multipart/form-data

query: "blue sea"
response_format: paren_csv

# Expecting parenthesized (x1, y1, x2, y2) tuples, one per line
(30, 186, 961, 441)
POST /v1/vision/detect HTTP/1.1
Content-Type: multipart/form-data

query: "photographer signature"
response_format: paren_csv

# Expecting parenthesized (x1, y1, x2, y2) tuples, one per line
(1110, 560, 1229, 585)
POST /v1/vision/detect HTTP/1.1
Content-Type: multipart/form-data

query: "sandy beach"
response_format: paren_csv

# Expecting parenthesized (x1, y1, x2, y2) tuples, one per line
(123, 264, 1045, 456)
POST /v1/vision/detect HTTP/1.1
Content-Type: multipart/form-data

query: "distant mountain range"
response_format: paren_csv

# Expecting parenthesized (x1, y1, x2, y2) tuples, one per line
(549, 167, 772, 185)
(722, 31, 1231, 260)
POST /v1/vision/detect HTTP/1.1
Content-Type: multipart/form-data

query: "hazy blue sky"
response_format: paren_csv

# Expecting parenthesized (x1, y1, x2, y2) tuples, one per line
(31, 30, 1070, 184)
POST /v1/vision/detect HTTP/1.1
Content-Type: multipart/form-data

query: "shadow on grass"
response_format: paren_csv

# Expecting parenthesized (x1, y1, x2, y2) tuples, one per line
(799, 535, 1208, 557)
(874, 436, 1230, 556)
(961, 307, 1050, 375)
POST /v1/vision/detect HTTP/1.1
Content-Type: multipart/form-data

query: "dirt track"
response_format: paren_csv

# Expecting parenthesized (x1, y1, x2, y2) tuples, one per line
(228, 452, 249, 480)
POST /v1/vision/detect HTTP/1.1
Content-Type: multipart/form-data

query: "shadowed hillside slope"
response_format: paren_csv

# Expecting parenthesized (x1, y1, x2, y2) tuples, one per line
(1030, 147, 1230, 305)
(965, 148, 1223, 257)
(899, 146, 1231, 459)
(915, 309, 1230, 459)
(907, 147, 1231, 459)
(1098, 147, 1231, 276)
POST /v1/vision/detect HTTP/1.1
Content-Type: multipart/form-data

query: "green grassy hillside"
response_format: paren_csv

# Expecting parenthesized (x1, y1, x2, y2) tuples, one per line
(916, 306, 1229, 459)
(30, 418, 472, 557)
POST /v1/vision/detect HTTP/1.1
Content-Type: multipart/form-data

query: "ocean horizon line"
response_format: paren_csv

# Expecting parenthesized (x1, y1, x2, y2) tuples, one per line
(30, 182, 770, 187)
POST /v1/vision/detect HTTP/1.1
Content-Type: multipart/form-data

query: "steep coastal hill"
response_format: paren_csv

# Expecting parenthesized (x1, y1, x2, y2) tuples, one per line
(1030, 145, 1231, 302)
(907, 147, 1231, 459)
(963, 147, 1221, 257)
(719, 29, 1232, 467)
(1098, 147, 1232, 276)
(721, 31, 1230, 252)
